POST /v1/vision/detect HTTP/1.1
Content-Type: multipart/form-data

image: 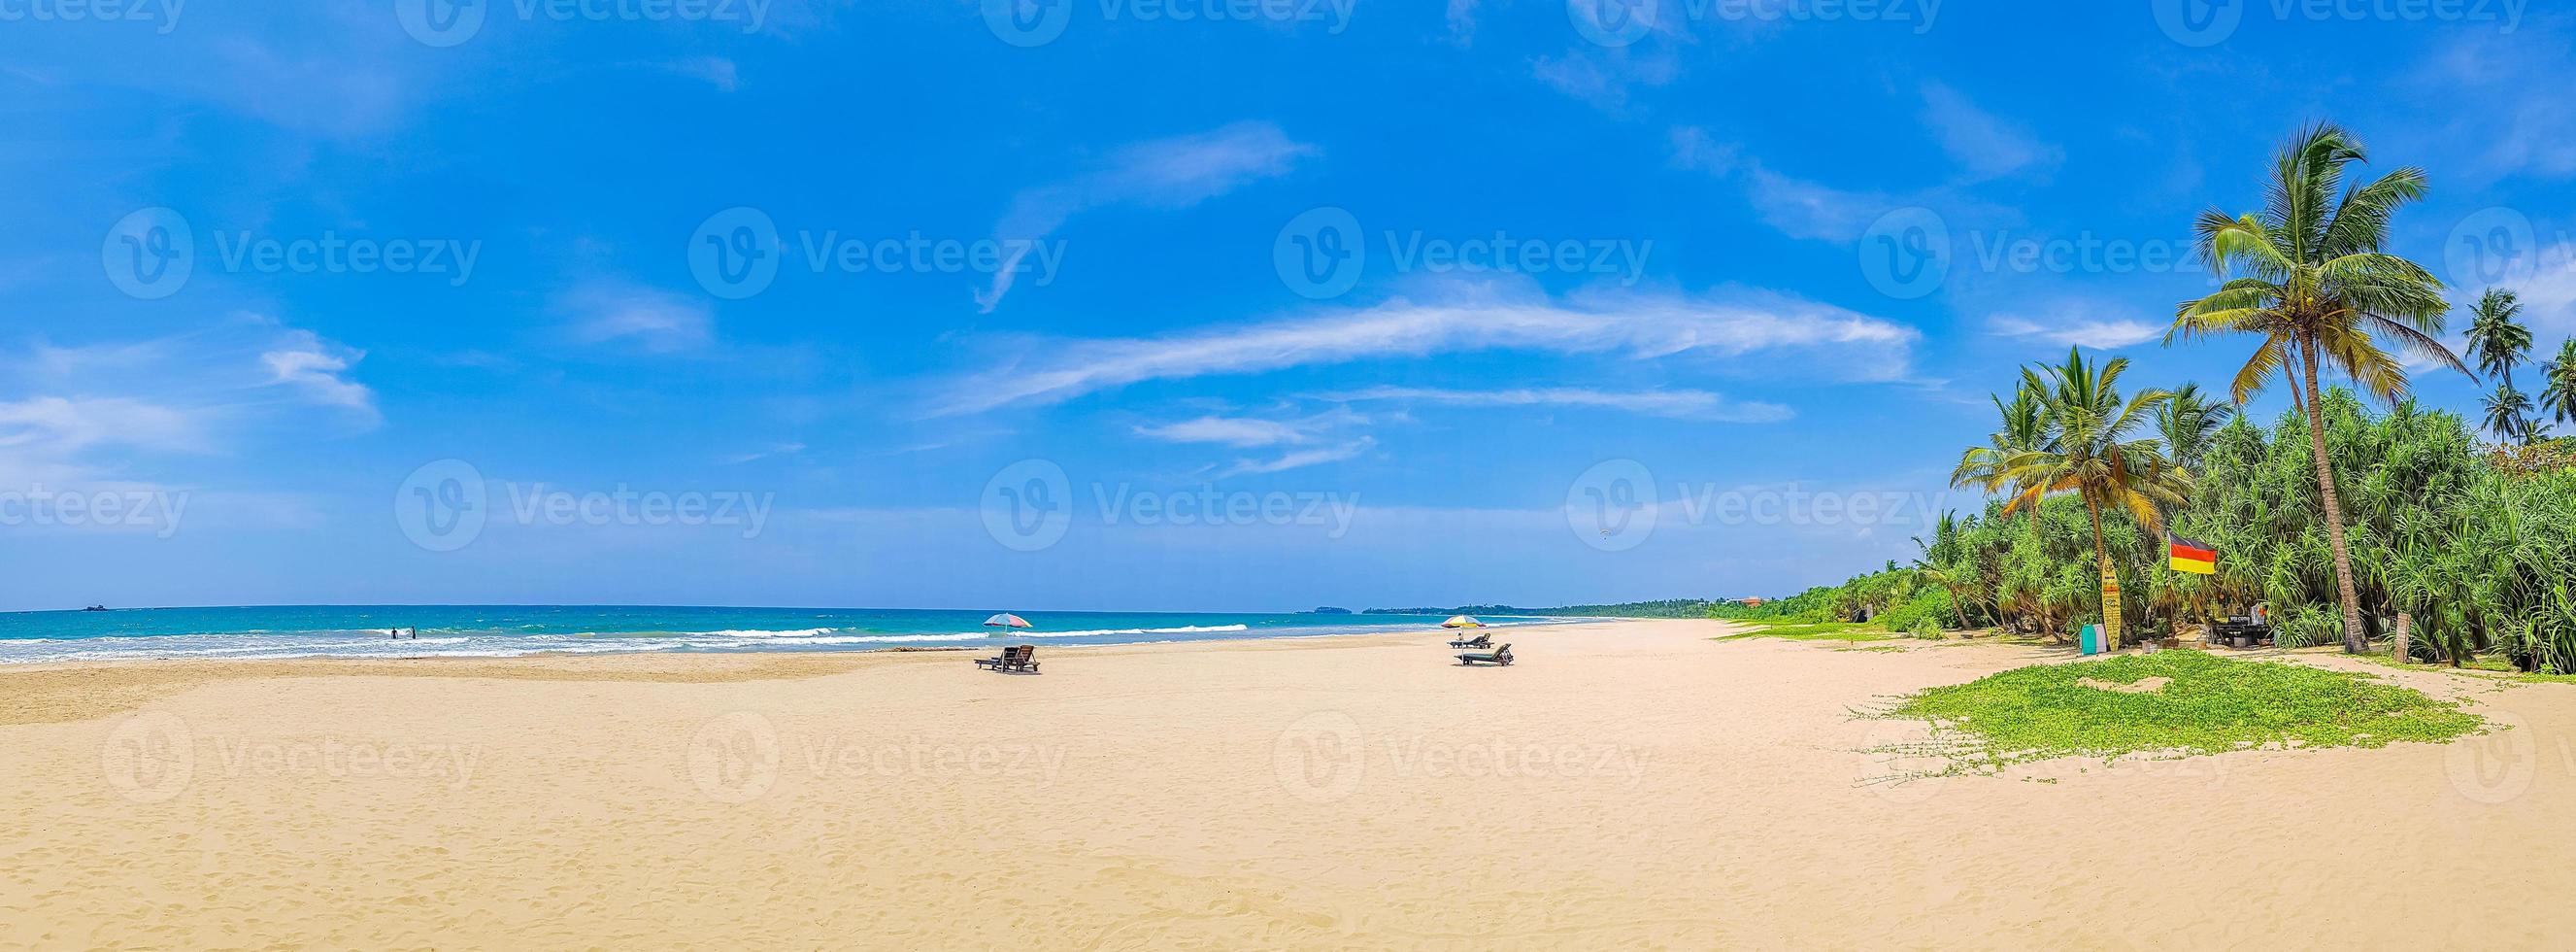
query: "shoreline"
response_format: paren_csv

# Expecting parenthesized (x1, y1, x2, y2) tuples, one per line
(14, 618, 2576, 947)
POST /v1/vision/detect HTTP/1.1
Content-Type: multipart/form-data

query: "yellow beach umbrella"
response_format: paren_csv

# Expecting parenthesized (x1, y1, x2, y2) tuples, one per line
(1440, 615, 1483, 629)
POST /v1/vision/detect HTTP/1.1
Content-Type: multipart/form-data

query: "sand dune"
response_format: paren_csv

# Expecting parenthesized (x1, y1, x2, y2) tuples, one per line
(5, 620, 2573, 948)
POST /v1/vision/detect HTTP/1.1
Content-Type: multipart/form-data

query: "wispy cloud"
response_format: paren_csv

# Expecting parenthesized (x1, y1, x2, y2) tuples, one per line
(557, 282, 715, 355)
(259, 330, 378, 421)
(976, 121, 1315, 312)
(1670, 119, 2022, 243)
(1989, 311, 2162, 350)
(1919, 83, 2060, 183)
(1530, 48, 1678, 114)
(930, 280, 1919, 416)
(1220, 436, 1375, 478)
(1134, 405, 1368, 448)
(1321, 385, 1792, 423)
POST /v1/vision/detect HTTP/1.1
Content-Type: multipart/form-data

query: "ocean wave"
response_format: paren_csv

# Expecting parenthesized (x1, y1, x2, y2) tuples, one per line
(692, 628, 839, 638)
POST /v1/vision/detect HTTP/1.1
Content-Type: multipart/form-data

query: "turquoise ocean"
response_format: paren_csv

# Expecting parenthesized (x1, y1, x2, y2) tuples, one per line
(0, 606, 1560, 664)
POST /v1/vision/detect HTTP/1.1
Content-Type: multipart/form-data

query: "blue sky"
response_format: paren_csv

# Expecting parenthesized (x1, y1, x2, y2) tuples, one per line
(3, 0, 2571, 612)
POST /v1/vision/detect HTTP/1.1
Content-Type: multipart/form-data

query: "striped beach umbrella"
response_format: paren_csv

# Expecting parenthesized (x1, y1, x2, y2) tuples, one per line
(1441, 615, 1483, 629)
(983, 613, 1032, 630)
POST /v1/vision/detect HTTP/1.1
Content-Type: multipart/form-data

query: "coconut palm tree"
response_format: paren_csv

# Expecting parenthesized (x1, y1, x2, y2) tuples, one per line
(2544, 339, 2576, 434)
(1951, 384, 2048, 493)
(1991, 348, 2191, 650)
(2156, 382, 2237, 474)
(2484, 382, 2535, 444)
(2465, 288, 2533, 387)
(2168, 122, 2473, 654)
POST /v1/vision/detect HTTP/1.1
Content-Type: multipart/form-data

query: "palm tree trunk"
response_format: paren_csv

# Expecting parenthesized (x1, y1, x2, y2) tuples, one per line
(2086, 498, 2118, 652)
(2299, 333, 2370, 654)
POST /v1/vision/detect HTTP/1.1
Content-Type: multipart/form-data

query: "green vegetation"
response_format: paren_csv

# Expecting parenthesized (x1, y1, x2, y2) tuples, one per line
(1739, 123, 2576, 675)
(1882, 650, 2483, 771)
(1718, 621, 1893, 642)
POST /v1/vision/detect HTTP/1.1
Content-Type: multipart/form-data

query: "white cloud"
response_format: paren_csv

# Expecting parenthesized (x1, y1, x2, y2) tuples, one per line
(1445, 0, 1479, 43)
(1322, 385, 1792, 423)
(977, 121, 1315, 312)
(1920, 83, 2061, 182)
(662, 57, 741, 91)
(1530, 48, 1678, 114)
(1989, 312, 2162, 350)
(1219, 436, 1374, 478)
(930, 280, 1919, 416)
(260, 330, 377, 419)
(1134, 405, 1368, 448)
(1668, 123, 2023, 244)
(558, 282, 715, 354)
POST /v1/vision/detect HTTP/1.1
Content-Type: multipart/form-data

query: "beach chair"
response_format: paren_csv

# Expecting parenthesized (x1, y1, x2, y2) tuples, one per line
(976, 644, 1041, 673)
(1455, 643, 1513, 666)
(1447, 633, 1492, 650)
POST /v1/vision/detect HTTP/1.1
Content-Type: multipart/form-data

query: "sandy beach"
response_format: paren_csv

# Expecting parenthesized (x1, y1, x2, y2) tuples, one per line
(6, 619, 2575, 948)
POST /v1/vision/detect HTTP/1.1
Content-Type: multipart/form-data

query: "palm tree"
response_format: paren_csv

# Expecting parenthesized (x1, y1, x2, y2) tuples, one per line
(1992, 348, 2191, 650)
(2483, 382, 2535, 444)
(2156, 383, 2237, 474)
(1951, 384, 2048, 493)
(2544, 338, 2576, 434)
(2168, 122, 2473, 654)
(2465, 289, 2533, 387)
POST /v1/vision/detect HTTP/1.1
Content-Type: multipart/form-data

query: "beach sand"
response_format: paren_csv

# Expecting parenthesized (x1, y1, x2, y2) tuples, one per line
(6, 619, 2575, 949)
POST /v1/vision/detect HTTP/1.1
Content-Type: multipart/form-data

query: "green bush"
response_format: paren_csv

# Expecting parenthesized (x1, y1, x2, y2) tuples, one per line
(1911, 617, 1944, 640)
(1879, 587, 1956, 633)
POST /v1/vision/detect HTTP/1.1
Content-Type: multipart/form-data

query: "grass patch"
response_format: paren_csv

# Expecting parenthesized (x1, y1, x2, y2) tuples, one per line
(1719, 621, 1894, 643)
(2358, 652, 2576, 685)
(1879, 649, 2482, 772)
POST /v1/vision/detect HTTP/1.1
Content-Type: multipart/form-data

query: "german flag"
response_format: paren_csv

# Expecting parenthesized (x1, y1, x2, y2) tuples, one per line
(2168, 534, 2217, 575)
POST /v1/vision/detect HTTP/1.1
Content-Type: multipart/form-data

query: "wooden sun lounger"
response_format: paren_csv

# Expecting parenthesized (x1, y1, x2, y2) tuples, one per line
(1448, 633, 1492, 649)
(975, 644, 1040, 673)
(1456, 643, 1513, 666)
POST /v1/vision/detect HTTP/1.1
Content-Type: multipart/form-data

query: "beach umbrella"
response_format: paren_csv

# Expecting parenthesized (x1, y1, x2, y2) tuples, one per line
(983, 613, 1032, 630)
(1441, 615, 1483, 629)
